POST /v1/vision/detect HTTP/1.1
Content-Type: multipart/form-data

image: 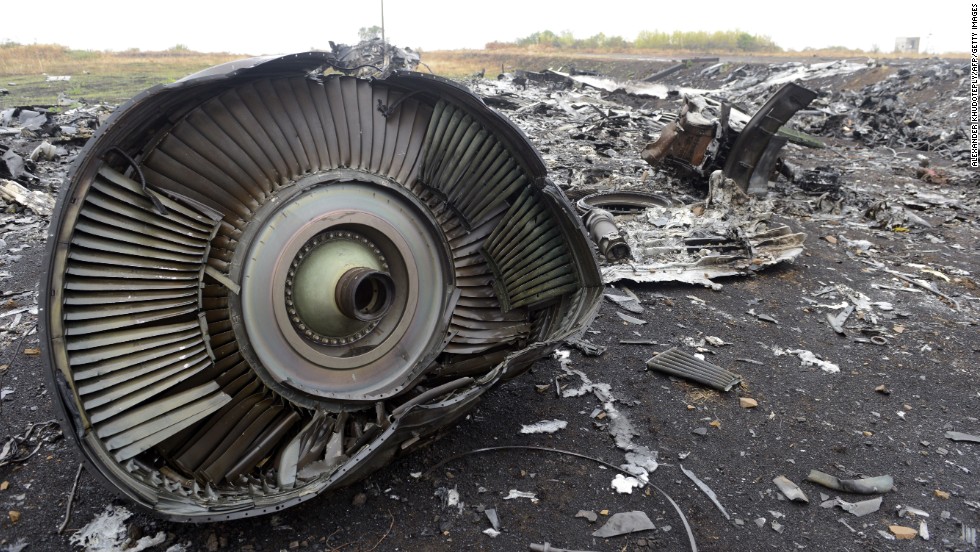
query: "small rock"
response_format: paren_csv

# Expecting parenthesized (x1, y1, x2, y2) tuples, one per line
(934, 489, 950, 499)
(823, 235, 838, 244)
(289, 541, 300, 549)
(889, 525, 917, 539)
(709, 420, 721, 428)
(575, 510, 598, 523)
(8, 510, 20, 523)
(692, 427, 708, 436)
(875, 384, 890, 395)
(352, 492, 367, 507)
(205, 532, 219, 552)
(754, 517, 766, 528)
(739, 397, 758, 409)
(0, 481, 8, 491)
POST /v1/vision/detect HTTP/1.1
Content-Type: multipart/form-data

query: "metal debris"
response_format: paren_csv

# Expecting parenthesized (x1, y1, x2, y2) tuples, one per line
(328, 38, 421, 77)
(820, 496, 883, 517)
(602, 172, 805, 288)
(680, 464, 731, 520)
(565, 337, 607, 357)
(485, 508, 500, 531)
(592, 511, 656, 538)
(0, 539, 28, 552)
(642, 94, 718, 174)
(806, 470, 894, 494)
(772, 475, 809, 503)
(898, 506, 930, 518)
(530, 544, 597, 552)
(646, 347, 742, 392)
(826, 305, 854, 334)
(963, 525, 977, 547)
(616, 312, 647, 325)
(0, 179, 54, 215)
(945, 431, 980, 443)
(604, 292, 644, 314)
(0, 420, 62, 467)
(40, 47, 602, 520)
(722, 83, 818, 194)
(584, 208, 630, 261)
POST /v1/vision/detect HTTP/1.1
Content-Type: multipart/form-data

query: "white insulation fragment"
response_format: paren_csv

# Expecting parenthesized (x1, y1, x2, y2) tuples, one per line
(520, 419, 568, 434)
(69, 505, 166, 552)
(504, 489, 538, 503)
(774, 347, 840, 374)
(611, 473, 642, 494)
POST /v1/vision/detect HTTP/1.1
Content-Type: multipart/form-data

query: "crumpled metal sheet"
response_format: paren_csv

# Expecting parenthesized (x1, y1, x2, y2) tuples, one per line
(601, 172, 805, 288)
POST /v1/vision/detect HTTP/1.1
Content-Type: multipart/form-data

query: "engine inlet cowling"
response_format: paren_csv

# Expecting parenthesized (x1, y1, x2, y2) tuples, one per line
(40, 51, 602, 521)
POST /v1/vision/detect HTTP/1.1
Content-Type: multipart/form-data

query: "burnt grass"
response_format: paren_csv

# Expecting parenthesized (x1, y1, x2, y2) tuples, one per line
(0, 56, 978, 552)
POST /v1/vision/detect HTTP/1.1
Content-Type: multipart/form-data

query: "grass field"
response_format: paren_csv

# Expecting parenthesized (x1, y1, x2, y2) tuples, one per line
(0, 44, 241, 106)
(0, 43, 966, 107)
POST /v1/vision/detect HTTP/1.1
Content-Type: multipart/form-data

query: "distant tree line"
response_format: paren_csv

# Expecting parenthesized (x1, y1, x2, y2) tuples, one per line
(486, 29, 781, 53)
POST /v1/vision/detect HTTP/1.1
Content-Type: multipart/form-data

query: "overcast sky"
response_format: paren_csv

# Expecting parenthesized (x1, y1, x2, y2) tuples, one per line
(1, 1, 968, 55)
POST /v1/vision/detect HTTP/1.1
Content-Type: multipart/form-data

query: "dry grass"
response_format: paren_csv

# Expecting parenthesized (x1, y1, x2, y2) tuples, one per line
(422, 46, 969, 80)
(0, 43, 241, 75)
(0, 43, 968, 106)
(682, 385, 723, 405)
(0, 43, 243, 106)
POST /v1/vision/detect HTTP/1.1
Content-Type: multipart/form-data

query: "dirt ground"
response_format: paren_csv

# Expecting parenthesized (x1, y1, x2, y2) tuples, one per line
(0, 54, 977, 552)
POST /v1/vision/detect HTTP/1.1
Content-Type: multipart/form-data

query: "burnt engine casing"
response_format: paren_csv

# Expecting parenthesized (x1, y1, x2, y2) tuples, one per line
(40, 52, 601, 521)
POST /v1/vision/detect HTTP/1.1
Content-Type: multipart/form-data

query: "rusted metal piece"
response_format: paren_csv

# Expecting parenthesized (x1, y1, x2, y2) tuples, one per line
(40, 49, 602, 521)
(641, 95, 718, 173)
(642, 83, 817, 195)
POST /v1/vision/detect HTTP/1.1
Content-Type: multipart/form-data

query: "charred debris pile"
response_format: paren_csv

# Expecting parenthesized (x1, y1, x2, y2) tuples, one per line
(467, 57, 976, 291)
(0, 43, 976, 536)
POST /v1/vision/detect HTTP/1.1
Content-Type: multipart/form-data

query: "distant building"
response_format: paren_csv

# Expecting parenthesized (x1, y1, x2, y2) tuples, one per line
(894, 37, 920, 53)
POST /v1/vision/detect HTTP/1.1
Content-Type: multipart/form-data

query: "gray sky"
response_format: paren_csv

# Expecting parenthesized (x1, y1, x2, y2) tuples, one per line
(2, 1, 968, 55)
